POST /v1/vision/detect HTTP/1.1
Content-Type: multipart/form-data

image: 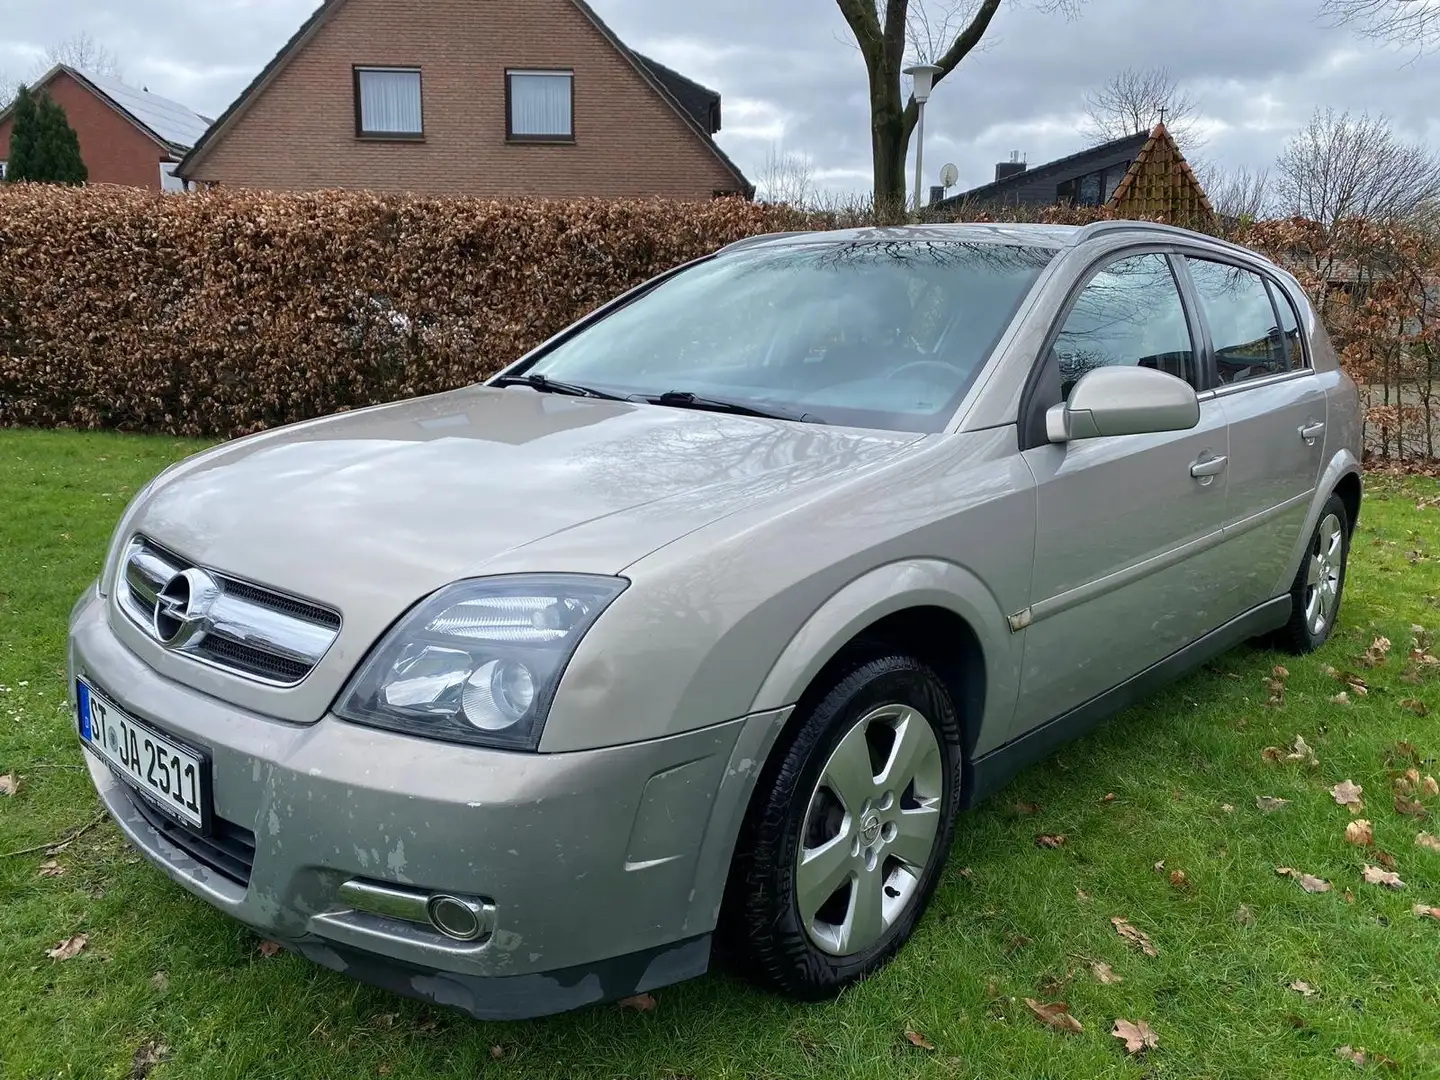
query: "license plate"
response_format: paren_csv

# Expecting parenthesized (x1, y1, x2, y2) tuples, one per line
(78, 680, 210, 831)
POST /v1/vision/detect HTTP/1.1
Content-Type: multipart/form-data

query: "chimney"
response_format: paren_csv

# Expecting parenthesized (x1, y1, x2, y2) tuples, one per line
(994, 149, 1027, 183)
(928, 184, 946, 206)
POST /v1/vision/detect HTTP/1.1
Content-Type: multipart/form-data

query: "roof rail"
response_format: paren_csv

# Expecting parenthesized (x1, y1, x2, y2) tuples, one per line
(1073, 219, 1261, 259)
(717, 231, 811, 254)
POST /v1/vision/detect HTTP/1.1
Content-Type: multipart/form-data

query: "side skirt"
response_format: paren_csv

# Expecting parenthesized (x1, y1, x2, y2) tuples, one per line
(964, 595, 1292, 808)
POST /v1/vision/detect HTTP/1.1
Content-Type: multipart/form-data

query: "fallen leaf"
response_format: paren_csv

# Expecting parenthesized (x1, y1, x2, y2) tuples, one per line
(1013, 801, 1040, 815)
(1399, 698, 1429, 716)
(490, 1045, 504, 1059)
(1035, 834, 1066, 849)
(257, 940, 283, 957)
(1406, 768, 1421, 785)
(1360, 635, 1392, 667)
(1273, 664, 1290, 679)
(1024, 998, 1083, 1034)
(1337, 1045, 1366, 1066)
(1152, 860, 1166, 872)
(1102, 792, 1116, 803)
(618, 993, 657, 1012)
(1388, 741, 1421, 767)
(1375, 849, 1398, 870)
(371, 1013, 397, 1029)
(1337, 671, 1369, 694)
(38, 859, 65, 877)
(1168, 870, 1188, 888)
(0, 772, 16, 796)
(904, 1029, 936, 1050)
(47, 934, 88, 961)
(1256, 795, 1290, 813)
(1395, 795, 1428, 818)
(1110, 917, 1158, 957)
(1345, 889, 1356, 903)
(1276, 867, 1332, 893)
(1222, 803, 1235, 813)
(1345, 820, 1374, 845)
(1090, 960, 1122, 984)
(1234, 904, 1256, 925)
(378, 1068, 391, 1078)
(1263, 734, 1319, 766)
(1363, 864, 1405, 889)
(959, 866, 974, 879)
(1331, 780, 1365, 813)
(1426, 776, 1440, 798)
(1416, 832, 1440, 852)
(1331, 692, 1351, 705)
(130, 1040, 170, 1080)
(1111, 1018, 1159, 1054)
(150, 971, 168, 992)
(1288, 979, 1318, 997)
(1414, 904, 1440, 920)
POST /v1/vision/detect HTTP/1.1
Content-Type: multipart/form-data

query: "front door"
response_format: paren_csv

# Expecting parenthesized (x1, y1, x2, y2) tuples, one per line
(1011, 252, 1233, 739)
(1180, 256, 1327, 612)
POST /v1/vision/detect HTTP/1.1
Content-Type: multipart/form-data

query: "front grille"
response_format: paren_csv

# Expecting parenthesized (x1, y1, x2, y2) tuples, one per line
(128, 791, 257, 887)
(118, 536, 341, 686)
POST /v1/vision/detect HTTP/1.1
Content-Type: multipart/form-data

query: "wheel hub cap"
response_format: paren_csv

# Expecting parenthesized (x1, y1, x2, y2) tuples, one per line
(1303, 512, 1344, 636)
(795, 703, 945, 957)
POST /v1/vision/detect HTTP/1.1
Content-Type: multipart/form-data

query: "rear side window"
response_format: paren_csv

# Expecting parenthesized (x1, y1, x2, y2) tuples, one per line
(1271, 283, 1306, 370)
(1187, 259, 1292, 384)
(1052, 252, 1198, 396)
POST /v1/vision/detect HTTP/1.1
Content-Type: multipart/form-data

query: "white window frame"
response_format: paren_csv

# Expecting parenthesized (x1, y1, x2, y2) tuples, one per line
(506, 69, 575, 142)
(354, 66, 424, 139)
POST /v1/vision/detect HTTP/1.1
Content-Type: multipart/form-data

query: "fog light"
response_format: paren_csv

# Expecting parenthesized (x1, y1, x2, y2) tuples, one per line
(427, 894, 491, 941)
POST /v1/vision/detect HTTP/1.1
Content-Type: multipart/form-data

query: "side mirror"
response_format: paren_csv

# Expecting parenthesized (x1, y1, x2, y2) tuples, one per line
(1046, 366, 1201, 443)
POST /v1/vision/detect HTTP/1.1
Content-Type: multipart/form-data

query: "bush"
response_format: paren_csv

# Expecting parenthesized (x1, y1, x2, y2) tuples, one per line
(0, 187, 794, 438)
(5, 89, 87, 185)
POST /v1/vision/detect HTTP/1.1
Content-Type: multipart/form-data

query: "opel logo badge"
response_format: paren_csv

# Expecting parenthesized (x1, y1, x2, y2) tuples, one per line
(153, 568, 222, 648)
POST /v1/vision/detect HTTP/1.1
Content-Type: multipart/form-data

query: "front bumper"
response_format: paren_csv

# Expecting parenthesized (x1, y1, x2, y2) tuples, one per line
(69, 587, 785, 1018)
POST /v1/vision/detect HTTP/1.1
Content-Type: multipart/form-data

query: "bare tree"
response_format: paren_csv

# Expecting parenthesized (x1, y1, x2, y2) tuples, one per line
(1275, 108, 1440, 228)
(756, 146, 818, 206)
(1197, 162, 1274, 223)
(1319, 0, 1440, 49)
(45, 32, 123, 79)
(1081, 66, 1204, 152)
(836, 0, 1082, 218)
(0, 70, 16, 110)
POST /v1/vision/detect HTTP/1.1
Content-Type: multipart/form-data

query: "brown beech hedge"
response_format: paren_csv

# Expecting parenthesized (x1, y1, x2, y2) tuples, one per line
(0, 186, 794, 438)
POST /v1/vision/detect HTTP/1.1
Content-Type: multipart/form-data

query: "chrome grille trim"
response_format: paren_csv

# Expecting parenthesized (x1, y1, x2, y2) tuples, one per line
(118, 537, 342, 687)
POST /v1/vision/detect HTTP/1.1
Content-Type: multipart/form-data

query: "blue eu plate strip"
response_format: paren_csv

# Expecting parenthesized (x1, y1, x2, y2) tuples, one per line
(77, 681, 92, 741)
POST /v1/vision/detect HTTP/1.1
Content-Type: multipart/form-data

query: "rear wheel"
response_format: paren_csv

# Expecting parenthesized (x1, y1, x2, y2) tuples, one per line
(1276, 493, 1350, 654)
(721, 653, 962, 999)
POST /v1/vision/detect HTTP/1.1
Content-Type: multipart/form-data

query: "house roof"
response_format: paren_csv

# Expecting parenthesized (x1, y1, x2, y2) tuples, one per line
(176, 0, 752, 194)
(0, 64, 210, 154)
(1106, 121, 1214, 218)
(940, 129, 1151, 207)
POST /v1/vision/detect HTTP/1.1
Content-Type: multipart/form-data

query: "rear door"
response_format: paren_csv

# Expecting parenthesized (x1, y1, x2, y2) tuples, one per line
(1011, 251, 1233, 738)
(1179, 256, 1326, 611)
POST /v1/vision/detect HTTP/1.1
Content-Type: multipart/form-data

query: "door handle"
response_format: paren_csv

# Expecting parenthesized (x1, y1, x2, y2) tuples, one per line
(1299, 421, 1325, 445)
(1190, 455, 1228, 479)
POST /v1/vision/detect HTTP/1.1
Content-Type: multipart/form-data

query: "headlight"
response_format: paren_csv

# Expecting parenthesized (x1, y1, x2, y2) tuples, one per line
(334, 575, 627, 750)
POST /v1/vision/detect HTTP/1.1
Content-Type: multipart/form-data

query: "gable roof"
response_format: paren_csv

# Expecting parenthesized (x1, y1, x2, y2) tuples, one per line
(942, 130, 1151, 207)
(176, 0, 751, 194)
(0, 64, 210, 155)
(1106, 122, 1214, 219)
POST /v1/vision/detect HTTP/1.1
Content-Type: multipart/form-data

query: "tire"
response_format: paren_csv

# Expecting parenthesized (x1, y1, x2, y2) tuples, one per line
(720, 652, 963, 1000)
(1275, 492, 1350, 654)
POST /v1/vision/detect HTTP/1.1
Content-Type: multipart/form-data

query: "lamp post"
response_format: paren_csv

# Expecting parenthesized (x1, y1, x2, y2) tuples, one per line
(904, 64, 943, 212)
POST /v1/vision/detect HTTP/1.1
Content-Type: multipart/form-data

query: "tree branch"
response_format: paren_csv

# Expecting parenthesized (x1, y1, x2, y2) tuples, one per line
(836, 0, 886, 63)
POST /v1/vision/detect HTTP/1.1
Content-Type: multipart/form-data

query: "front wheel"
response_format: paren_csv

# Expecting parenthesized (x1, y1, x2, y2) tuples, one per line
(1276, 493, 1350, 654)
(720, 653, 963, 1000)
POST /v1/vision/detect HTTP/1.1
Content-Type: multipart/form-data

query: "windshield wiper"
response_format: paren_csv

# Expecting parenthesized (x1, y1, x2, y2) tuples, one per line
(645, 390, 817, 424)
(491, 373, 630, 401)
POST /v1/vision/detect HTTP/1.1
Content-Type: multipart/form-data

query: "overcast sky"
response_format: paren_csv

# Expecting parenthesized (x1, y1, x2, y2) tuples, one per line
(3, 0, 1436, 196)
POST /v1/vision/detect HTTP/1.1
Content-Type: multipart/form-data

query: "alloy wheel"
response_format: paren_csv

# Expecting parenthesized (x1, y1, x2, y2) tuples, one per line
(795, 703, 944, 956)
(1304, 512, 1344, 637)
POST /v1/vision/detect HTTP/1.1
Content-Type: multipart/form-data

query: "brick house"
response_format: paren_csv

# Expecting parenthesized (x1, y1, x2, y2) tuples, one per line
(176, 0, 752, 199)
(0, 65, 209, 190)
(935, 123, 1213, 223)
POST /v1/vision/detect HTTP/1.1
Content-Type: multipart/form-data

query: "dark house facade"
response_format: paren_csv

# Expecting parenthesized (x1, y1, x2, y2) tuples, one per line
(936, 124, 1213, 223)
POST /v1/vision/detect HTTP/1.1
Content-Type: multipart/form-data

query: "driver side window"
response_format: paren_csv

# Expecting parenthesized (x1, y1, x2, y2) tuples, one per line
(1053, 253, 1198, 398)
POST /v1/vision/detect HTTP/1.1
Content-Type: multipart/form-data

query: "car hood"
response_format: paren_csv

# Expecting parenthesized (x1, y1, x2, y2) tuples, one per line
(132, 387, 920, 616)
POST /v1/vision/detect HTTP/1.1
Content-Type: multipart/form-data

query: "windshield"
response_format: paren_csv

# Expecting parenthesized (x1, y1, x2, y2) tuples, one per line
(519, 240, 1055, 432)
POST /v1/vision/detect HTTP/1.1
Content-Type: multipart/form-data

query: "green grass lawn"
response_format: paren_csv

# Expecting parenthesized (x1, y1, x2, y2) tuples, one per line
(2, 428, 1438, 1080)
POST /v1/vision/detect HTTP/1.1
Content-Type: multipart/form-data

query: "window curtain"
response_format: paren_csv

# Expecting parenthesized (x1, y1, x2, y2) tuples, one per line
(510, 73, 572, 136)
(359, 69, 422, 134)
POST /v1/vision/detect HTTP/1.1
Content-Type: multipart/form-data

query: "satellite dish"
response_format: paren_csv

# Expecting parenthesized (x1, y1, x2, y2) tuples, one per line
(940, 162, 959, 189)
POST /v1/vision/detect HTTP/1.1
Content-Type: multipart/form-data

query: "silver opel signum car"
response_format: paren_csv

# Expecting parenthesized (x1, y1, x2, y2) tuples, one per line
(69, 222, 1362, 1019)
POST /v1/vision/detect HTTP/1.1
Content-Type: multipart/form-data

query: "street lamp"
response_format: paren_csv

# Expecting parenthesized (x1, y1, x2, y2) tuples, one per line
(904, 64, 943, 212)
